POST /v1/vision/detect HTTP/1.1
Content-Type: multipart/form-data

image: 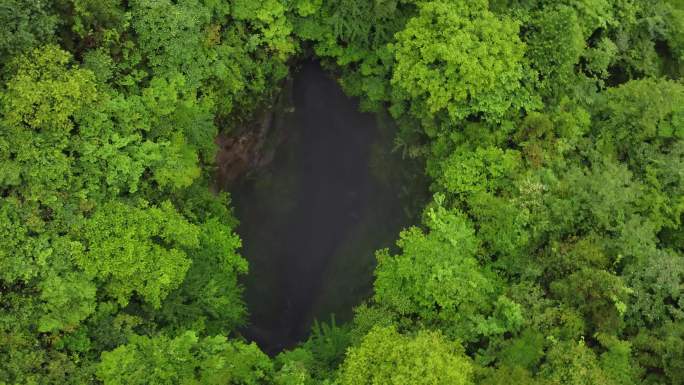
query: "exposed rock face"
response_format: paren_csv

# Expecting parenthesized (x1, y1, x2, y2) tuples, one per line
(214, 77, 295, 188)
(214, 111, 276, 187)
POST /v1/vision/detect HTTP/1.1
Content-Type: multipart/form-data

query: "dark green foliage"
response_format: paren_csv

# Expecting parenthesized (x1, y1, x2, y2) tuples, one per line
(293, 0, 417, 110)
(302, 316, 351, 379)
(525, 5, 586, 100)
(0, 0, 58, 68)
(272, 315, 351, 384)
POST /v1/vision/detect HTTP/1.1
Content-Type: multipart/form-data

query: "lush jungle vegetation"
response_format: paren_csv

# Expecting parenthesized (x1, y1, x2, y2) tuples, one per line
(0, 0, 683, 384)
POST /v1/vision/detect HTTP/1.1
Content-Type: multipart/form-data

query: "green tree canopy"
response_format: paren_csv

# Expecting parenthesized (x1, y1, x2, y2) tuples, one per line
(339, 326, 472, 385)
(98, 331, 273, 385)
(390, 0, 532, 129)
(374, 199, 523, 341)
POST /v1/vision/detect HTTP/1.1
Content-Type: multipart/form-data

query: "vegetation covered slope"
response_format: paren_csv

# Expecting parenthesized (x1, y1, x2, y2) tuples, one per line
(0, 0, 682, 384)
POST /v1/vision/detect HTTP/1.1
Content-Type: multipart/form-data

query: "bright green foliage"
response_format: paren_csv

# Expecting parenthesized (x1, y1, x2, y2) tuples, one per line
(97, 331, 273, 385)
(37, 271, 97, 333)
(232, 0, 296, 57)
(434, 147, 522, 196)
(339, 326, 472, 385)
(0, 234, 97, 383)
(374, 206, 483, 319)
(0, 27, 250, 384)
(374, 200, 522, 340)
(2, 45, 96, 130)
(0, 45, 210, 202)
(1, 45, 98, 204)
(390, 0, 530, 126)
(79, 200, 199, 308)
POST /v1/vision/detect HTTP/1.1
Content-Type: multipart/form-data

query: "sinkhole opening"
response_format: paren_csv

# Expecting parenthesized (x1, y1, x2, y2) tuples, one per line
(222, 61, 423, 354)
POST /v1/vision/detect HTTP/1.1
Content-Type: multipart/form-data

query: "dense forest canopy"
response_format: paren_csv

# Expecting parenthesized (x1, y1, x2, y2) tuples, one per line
(0, 0, 682, 384)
